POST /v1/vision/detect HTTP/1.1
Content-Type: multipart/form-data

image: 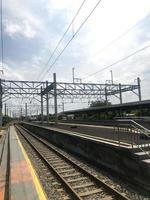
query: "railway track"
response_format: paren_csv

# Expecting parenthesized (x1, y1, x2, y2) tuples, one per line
(0, 132, 6, 165)
(15, 125, 130, 200)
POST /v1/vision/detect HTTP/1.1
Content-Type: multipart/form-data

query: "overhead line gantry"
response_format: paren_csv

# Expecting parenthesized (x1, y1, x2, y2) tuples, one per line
(0, 75, 141, 126)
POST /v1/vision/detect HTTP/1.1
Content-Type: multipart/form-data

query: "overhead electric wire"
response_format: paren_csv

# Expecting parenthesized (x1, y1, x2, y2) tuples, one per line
(37, 0, 87, 80)
(40, 0, 103, 81)
(38, 3, 150, 82)
(76, 13, 150, 70)
(0, 0, 4, 74)
(45, 0, 87, 66)
(82, 42, 150, 80)
(92, 13, 150, 57)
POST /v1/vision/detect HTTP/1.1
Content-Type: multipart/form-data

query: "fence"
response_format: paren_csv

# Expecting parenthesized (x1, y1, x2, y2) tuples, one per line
(114, 119, 150, 157)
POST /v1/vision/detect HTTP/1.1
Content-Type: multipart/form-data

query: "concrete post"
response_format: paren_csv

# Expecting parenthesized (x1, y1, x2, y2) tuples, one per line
(0, 79, 3, 127)
(119, 83, 122, 104)
(41, 86, 44, 123)
(46, 81, 49, 123)
(137, 77, 141, 102)
(54, 73, 58, 124)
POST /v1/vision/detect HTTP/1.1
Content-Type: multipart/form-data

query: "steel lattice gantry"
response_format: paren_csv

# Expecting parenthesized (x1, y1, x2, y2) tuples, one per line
(1, 80, 46, 102)
(56, 82, 139, 98)
(0, 75, 141, 125)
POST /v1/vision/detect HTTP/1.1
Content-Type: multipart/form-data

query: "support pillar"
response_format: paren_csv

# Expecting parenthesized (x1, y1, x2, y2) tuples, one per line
(0, 79, 3, 127)
(119, 83, 122, 104)
(54, 73, 58, 125)
(46, 81, 49, 123)
(41, 86, 44, 123)
(137, 77, 141, 102)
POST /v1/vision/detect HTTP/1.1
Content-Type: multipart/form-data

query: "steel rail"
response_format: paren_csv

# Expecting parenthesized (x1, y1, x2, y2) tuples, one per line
(0, 132, 6, 165)
(4, 127, 10, 200)
(15, 125, 82, 200)
(16, 124, 130, 200)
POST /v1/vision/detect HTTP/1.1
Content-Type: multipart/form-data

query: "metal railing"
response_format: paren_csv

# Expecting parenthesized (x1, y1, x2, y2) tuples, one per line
(114, 119, 150, 157)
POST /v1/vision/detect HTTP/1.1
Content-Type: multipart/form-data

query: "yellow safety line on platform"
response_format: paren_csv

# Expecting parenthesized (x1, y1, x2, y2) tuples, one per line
(15, 132, 47, 200)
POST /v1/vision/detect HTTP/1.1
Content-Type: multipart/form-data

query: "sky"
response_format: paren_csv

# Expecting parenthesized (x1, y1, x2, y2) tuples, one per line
(1, 0, 150, 115)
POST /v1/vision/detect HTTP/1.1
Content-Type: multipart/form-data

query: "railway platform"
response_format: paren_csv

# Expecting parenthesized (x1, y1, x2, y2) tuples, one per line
(0, 126, 47, 200)
(21, 121, 150, 191)
(0, 122, 150, 199)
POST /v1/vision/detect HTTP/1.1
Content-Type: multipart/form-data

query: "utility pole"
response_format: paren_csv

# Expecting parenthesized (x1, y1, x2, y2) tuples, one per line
(137, 77, 141, 102)
(41, 86, 44, 123)
(10, 110, 12, 118)
(36, 109, 38, 121)
(72, 68, 82, 83)
(4, 103, 6, 116)
(20, 107, 22, 121)
(72, 67, 75, 83)
(119, 83, 122, 104)
(0, 79, 3, 127)
(46, 81, 49, 123)
(62, 101, 64, 112)
(25, 103, 27, 120)
(105, 87, 107, 102)
(54, 73, 58, 125)
(110, 70, 113, 84)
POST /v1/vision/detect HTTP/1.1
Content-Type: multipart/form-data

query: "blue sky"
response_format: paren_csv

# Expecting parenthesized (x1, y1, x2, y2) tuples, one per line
(1, 0, 150, 114)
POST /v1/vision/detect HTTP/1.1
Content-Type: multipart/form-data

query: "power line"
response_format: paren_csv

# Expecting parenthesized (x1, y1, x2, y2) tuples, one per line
(46, 0, 87, 66)
(92, 13, 150, 57)
(0, 0, 4, 74)
(37, 0, 87, 80)
(40, 0, 103, 81)
(75, 13, 150, 70)
(82, 43, 150, 80)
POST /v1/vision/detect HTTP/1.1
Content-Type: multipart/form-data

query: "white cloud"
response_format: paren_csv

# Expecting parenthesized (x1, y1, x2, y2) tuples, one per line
(4, 20, 37, 38)
(0, 62, 23, 80)
(2, 0, 150, 110)
(3, 0, 43, 39)
(4, 22, 20, 34)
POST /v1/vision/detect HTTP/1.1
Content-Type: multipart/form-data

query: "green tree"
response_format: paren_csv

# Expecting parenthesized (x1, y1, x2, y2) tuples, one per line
(90, 100, 111, 107)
